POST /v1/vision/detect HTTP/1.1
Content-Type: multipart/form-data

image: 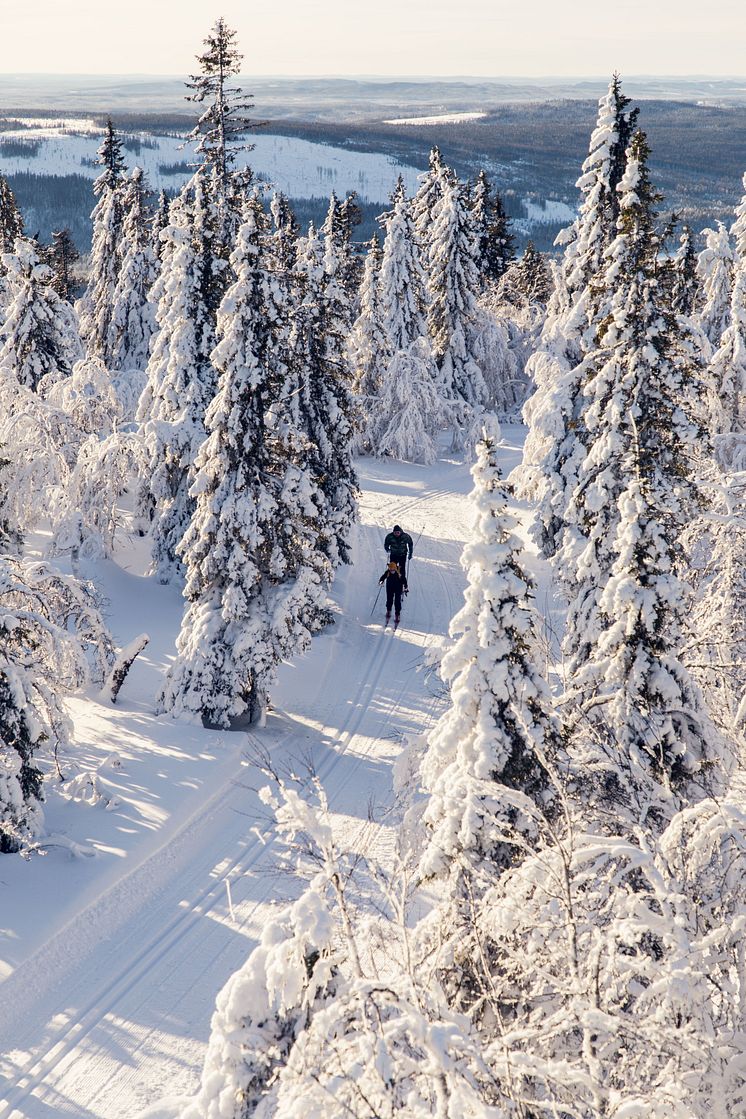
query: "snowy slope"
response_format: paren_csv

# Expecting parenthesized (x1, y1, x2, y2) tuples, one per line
(0, 119, 423, 202)
(0, 428, 542, 1118)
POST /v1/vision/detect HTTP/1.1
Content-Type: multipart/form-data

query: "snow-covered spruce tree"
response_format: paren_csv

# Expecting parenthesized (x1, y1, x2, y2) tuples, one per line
(669, 223, 699, 316)
(427, 177, 487, 417)
(0, 173, 24, 310)
(418, 416, 558, 898)
(0, 173, 24, 254)
(379, 177, 428, 354)
(515, 76, 638, 561)
(348, 234, 389, 451)
(375, 340, 446, 465)
(266, 191, 299, 272)
(1, 554, 114, 852)
(151, 189, 171, 262)
(46, 228, 80, 302)
(0, 238, 83, 392)
(364, 178, 448, 458)
(687, 468, 746, 736)
(697, 222, 734, 349)
(471, 169, 514, 289)
(708, 249, 746, 433)
(107, 166, 157, 381)
(137, 178, 221, 582)
(76, 119, 127, 363)
(185, 17, 257, 234)
(731, 170, 746, 264)
(321, 191, 362, 303)
(565, 134, 720, 825)
(160, 208, 325, 727)
(0, 657, 44, 854)
(291, 225, 358, 567)
(412, 145, 451, 262)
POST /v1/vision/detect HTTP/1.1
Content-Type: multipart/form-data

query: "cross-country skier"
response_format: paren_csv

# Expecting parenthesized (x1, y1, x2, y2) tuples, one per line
(384, 524, 413, 580)
(379, 560, 408, 626)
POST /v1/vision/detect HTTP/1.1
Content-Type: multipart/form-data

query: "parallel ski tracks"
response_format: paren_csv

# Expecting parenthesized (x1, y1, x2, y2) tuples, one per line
(1, 491, 460, 1119)
(0, 543, 400, 1119)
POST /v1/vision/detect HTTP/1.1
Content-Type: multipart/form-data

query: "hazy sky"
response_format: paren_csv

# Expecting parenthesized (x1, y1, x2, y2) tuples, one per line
(0, 0, 744, 77)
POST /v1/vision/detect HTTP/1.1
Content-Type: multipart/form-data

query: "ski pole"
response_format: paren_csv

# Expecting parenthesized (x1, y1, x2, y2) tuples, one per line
(370, 581, 384, 617)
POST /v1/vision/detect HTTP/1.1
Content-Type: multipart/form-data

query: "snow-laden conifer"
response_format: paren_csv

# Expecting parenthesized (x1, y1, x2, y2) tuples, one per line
(730, 170, 746, 263)
(515, 76, 638, 562)
(0, 173, 24, 311)
(266, 191, 299, 272)
(46, 228, 79, 302)
(670, 223, 699, 315)
(291, 225, 358, 568)
(412, 145, 451, 262)
(708, 251, 746, 433)
(160, 209, 325, 726)
(379, 178, 428, 353)
(185, 19, 257, 212)
(137, 179, 219, 582)
(0, 587, 44, 852)
(471, 169, 514, 288)
(1, 555, 113, 853)
(107, 167, 157, 379)
(418, 416, 558, 887)
(563, 135, 720, 823)
(76, 119, 127, 363)
(321, 191, 362, 303)
(348, 234, 388, 451)
(427, 178, 487, 410)
(697, 222, 734, 349)
(0, 238, 83, 392)
(374, 340, 446, 465)
(151, 189, 171, 262)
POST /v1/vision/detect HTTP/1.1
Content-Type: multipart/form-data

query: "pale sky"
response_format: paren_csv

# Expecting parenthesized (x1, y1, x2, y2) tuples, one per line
(0, 0, 743, 77)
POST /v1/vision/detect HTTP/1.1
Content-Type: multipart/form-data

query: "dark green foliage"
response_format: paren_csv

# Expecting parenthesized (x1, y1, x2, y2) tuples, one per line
(471, 169, 515, 286)
(0, 672, 43, 853)
(0, 173, 24, 255)
(510, 241, 552, 305)
(46, 228, 80, 300)
(95, 118, 127, 193)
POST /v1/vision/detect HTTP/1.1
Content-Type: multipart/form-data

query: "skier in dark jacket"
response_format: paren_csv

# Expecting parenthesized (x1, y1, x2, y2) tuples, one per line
(379, 561, 408, 625)
(384, 525, 413, 580)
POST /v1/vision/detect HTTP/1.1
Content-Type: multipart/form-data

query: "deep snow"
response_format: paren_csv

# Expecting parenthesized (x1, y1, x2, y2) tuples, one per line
(0, 427, 548, 1118)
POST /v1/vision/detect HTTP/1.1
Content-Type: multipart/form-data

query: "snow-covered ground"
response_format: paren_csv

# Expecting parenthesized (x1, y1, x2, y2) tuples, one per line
(382, 111, 488, 126)
(0, 427, 547, 1119)
(0, 118, 423, 202)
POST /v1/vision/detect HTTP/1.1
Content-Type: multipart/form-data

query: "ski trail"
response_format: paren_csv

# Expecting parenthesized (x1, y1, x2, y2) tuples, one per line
(0, 452, 474, 1118)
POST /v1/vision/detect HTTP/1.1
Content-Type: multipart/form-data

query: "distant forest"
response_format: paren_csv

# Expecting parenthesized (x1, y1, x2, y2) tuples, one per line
(3, 97, 744, 256)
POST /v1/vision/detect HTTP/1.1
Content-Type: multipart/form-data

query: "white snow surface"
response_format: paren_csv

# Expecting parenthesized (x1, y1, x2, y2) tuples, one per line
(0, 118, 422, 202)
(382, 112, 488, 126)
(0, 426, 551, 1119)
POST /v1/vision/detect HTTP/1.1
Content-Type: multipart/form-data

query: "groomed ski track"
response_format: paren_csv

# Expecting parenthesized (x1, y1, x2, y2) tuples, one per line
(0, 434, 529, 1118)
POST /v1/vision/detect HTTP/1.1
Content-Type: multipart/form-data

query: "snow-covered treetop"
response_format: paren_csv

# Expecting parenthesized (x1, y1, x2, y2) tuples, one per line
(731, 171, 746, 262)
(186, 18, 257, 192)
(94, 118, 127, 195)
(556, 74, 640, 306)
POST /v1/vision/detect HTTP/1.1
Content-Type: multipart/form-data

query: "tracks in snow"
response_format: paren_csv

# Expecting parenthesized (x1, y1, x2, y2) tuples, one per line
(0, 462, 468, 1118)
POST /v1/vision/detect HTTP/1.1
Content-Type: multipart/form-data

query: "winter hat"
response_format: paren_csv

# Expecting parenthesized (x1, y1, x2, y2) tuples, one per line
(393, 524, 401, 531)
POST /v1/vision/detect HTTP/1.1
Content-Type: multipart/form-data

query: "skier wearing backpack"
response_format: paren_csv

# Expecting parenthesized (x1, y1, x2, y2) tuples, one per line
(384, 525, 413, 580)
